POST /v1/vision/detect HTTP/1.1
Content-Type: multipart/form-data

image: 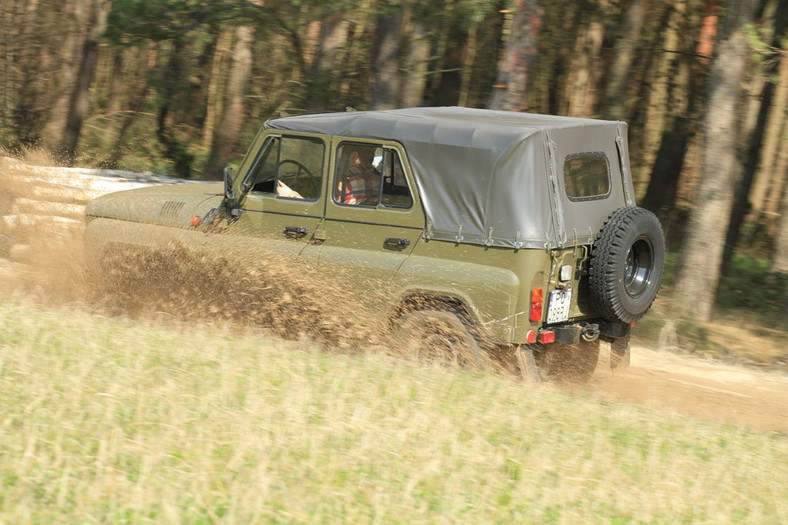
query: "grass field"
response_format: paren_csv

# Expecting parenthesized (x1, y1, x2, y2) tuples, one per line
(1, 299, 786, 524)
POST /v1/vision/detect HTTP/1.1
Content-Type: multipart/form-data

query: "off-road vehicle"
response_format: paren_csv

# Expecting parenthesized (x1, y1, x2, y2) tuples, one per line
(85, 107, 664, 381)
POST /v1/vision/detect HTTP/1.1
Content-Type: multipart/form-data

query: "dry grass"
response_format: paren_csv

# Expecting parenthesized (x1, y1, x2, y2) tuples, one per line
(0, 300, 786, 524)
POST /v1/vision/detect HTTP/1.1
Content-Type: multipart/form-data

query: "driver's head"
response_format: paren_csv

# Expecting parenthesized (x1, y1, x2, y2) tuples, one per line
(350, 147, 375, 167)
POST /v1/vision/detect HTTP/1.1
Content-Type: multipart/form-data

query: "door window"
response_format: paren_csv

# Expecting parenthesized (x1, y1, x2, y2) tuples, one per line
(333, 142, 413, 209)
(244, 136, 325, 201)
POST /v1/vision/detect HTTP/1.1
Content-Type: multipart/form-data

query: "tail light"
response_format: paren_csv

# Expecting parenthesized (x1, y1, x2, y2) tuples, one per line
(530, 287, 544, 322)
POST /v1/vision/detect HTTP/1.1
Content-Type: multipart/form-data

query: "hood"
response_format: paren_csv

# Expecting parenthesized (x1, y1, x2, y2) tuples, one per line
(85, 182, 224, 229)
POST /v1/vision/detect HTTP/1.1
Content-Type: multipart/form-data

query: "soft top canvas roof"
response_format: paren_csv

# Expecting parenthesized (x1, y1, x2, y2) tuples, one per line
(266, 107, 631, 249)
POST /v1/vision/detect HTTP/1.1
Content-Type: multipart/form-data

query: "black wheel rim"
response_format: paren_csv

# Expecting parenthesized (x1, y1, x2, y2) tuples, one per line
(624, 237, 654, 298)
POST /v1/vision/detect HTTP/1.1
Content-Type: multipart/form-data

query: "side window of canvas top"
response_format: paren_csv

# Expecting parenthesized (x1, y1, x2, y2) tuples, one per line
(563, 152, 611, 201)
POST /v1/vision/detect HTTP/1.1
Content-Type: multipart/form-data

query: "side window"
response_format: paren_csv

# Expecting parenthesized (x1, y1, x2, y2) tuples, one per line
(333, 142, 413, 209)
(380, 150, 413, 209)
(334, 143, 381, 206)
(246, 137, 279, 194)
(245, 136, 324, 200)
(278, 136, 324, 200)
(563, 152, 611, 201)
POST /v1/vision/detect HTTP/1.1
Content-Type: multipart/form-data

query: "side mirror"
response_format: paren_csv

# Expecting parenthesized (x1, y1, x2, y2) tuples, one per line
(223, 166, 236, 203)
(223, 166, 242, 219)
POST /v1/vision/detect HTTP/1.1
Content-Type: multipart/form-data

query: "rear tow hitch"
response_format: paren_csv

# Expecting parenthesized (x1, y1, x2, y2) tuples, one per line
(581, 323, 600, 342)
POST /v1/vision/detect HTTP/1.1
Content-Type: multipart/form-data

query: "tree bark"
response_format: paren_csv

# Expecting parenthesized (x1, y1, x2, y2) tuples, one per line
(641, 117, 693, 222)
(775, 177, 788, 274)
(106, 46, 157, 168)
(400, 16, 430, 108)
(721, 0, 788, 276)
(564, 16, 604, 117)
(41, 0, 82, 146)
(205, 25, 253, 179)
(674, 0, 756, 322)
(306, 12, 349, 110)
(370, 9, 404, 110)
(202, 31, 232, 149)
(640, 0, 704, 229)
(105, 48, 124, 116)
(62, 0, 108, 163)
(314, 13, 349, 76)
(599, 0, 645, 120)
(488, 0, 543, 111)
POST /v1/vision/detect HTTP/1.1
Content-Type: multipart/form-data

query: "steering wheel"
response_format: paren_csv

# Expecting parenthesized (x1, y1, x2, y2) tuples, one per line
(278, 159, 315, 182)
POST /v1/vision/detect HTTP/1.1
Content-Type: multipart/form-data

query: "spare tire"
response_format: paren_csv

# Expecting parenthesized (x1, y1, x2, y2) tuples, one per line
(589, 207, 665, 324)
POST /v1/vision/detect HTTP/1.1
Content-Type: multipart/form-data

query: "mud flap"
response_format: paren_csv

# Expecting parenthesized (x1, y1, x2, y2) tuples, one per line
(517, 345, 541, 383)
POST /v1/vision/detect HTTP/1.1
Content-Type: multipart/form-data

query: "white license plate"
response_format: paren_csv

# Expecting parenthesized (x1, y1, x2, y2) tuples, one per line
(546, 289, 572, 324)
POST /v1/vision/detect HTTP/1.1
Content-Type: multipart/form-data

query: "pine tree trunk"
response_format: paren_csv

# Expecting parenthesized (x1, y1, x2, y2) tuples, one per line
(675, 0, 756, 322)
(751, 47, 788, 217)
(400, 17, 430, 108)
(307, 13, 349, 110)
(202, 31, 232, 149)
(564, 17, 603, 117)
(62, 0, 108, 163)
(205, 25, 253, 179)
(641, 0, 703, 228)
(488, 0, 543, 111)
(774, 177, 788, 274)
(107, 46, 156, 168)
(458, 19, 480, 108)
(722, 0, 788, 275)
(339, 0, 374, 103)
(314, 13, 349, 76)
(641, 116, 693, 220)
(105, 49, 124, 116)
(599, 0, 644, 120)
(41, 0, 81, 146)
(370, 10, 404, 110)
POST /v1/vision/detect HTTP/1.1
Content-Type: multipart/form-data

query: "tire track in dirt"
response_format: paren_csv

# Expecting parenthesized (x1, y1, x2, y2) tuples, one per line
(563, 346, 788, 433)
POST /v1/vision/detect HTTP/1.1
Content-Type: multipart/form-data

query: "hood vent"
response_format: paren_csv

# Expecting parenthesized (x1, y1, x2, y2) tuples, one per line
(160, 200, 185, 218)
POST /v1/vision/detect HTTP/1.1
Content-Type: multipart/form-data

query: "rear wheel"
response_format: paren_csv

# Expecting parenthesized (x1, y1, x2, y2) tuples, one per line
(533, 340, 600, 383)
(393, 310, 489, 370)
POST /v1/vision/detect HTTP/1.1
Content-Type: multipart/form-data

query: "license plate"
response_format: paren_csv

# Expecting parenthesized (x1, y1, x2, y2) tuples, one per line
(546, 289, 572, 324)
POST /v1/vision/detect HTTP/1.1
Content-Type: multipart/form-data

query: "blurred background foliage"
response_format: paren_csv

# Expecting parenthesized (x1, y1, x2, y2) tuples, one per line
(0, 0, 786, 329)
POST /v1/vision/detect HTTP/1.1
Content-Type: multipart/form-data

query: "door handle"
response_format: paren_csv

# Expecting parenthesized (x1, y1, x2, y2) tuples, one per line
(384, 237, 410, 247)
(284, 226, 309, 237)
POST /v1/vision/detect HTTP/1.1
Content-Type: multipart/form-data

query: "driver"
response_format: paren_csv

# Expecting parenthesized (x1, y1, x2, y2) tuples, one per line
(337, 146, 380, 205)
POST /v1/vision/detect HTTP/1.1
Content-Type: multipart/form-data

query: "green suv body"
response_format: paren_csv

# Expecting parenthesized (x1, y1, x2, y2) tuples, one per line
(86, 107, 664, 379)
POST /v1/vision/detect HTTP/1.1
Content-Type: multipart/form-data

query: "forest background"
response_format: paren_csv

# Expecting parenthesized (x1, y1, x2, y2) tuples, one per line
(0, 0, 786, 334)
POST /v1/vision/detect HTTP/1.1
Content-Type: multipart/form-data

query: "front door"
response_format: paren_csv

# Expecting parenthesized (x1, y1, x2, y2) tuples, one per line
(235, 132, 329, 262)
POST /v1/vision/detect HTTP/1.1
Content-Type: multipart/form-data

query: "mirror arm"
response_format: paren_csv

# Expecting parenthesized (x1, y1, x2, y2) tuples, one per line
(223, 166, 242, 219)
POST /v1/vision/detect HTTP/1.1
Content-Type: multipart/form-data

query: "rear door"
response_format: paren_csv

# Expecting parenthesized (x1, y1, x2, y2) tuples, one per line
(318, 138, 424, 285)
(548, 125, 628, 246)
